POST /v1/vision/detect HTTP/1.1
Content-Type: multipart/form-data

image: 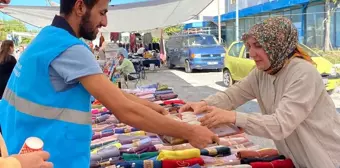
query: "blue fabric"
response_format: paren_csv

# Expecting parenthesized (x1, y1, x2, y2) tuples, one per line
(49, 45, 102, 92)
(0, 26, 92, 168)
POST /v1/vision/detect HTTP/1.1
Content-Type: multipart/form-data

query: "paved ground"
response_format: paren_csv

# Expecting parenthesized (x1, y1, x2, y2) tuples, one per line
(129, 66, 340, 148)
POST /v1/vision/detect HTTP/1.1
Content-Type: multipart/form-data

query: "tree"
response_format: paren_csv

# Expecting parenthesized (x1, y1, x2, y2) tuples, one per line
(164, 25, 183, 36)
(0, 19, 28, 41)
(324, 0, 339, 51)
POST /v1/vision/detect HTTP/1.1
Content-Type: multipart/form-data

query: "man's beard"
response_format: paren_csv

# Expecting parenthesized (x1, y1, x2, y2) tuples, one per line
(79, 11, 98, 41)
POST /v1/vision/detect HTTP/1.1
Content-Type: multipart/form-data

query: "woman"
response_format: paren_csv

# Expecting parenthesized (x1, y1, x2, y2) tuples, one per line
(180, 17, 340, 168)
(0, 40, 16, 99)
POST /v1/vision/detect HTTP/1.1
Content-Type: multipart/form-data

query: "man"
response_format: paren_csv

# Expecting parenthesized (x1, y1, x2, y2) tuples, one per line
(116, 53, 136, 81)
(0, 0, 218, 168)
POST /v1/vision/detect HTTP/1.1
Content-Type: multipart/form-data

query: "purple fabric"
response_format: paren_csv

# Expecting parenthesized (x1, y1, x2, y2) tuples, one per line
(93, 114, 110, 124)
(92, 132, 115, 140)
(91, 146, 121, 161)
(117, 135, 149, 144)
(119, 142, 157, 154)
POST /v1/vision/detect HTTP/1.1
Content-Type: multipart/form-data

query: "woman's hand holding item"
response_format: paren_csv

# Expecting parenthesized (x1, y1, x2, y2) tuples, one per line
(199, 106, 236, 129)
(179, 101, 208, 114)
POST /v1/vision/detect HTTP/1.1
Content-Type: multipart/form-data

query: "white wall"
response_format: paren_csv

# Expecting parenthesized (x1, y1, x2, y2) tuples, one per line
(198, 0, 226, 20)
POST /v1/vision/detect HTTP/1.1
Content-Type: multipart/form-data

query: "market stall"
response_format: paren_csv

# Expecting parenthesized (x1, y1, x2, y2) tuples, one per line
(89, 83, 295, 168)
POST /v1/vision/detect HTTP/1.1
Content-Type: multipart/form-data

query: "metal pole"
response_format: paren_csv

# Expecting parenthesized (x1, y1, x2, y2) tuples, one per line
(217, 0, 222, 44)
(235, 0, 239, 41)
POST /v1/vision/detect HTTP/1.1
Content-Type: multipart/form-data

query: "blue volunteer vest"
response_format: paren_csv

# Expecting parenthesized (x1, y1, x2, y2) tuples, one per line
(0, 26, 92, 168)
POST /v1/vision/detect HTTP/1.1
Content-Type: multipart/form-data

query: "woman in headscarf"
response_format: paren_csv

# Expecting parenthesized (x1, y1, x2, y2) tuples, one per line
(180, 17, 340, 168)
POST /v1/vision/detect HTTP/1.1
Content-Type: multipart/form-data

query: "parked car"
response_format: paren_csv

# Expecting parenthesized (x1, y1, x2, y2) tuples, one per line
(166, 34, 225, 73)
(223, 41, 340, 92)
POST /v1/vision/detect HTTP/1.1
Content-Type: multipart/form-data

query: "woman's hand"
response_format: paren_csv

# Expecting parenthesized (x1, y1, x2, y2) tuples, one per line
(179, 101, 209, 114)
(199, 106, 236, 128)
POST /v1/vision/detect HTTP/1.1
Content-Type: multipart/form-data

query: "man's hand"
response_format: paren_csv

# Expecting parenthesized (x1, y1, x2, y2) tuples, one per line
(12, 151, 53, 168)
(199, 106, 236, 129)
(179, 101, 208, 114)
(185, 125, 220, 149)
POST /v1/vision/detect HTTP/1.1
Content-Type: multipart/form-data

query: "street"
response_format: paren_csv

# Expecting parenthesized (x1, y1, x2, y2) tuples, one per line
(134, 67, 340, 148)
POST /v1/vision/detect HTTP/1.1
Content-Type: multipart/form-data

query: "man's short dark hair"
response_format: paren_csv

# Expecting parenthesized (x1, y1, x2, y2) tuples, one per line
(60, 0, 106, 15)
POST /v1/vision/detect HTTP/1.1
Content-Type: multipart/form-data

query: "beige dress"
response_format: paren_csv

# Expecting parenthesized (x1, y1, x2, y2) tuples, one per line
(204, 58, 340, 168)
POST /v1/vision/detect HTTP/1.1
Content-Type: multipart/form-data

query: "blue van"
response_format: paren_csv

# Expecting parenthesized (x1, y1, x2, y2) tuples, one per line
(165, 34, 225, 73)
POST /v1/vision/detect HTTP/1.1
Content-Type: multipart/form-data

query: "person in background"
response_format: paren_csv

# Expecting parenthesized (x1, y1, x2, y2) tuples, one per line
(0, 0, 218, 168)
(99, 33, 105, 47)
(180, 17, 340, 168)
(0, 40, 16, 99)
(116, 53, 136, 81)
(143, 49, 152, 59)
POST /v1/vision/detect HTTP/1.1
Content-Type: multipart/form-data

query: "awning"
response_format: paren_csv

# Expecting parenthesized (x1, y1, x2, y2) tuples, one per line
(0, 0, 214, 32)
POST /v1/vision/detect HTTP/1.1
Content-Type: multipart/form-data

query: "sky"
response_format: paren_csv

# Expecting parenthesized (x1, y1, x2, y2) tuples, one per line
(2, 0, 148, 30)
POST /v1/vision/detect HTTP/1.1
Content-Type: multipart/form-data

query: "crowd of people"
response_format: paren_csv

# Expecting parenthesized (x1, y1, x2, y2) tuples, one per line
(0, 0, 339, 168)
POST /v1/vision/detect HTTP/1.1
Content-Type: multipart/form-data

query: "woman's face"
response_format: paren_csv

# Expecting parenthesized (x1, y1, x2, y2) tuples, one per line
(245, 36, 271, 71)
(9, 46, 14, 54)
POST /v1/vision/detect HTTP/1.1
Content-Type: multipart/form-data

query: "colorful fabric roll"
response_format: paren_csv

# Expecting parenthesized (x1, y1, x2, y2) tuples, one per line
(120, 143, 157, 154)
(91, 136, 118, 150)
(92, 124, 114, 132)
(157, 149, 200, 161)
(241, 155, 286, 164)
(237, 148, 279, 159)
(92, 132, 114, 140)
(156, 93, 178, 100)
(250, 159, 295, 168)
(118, 135, 149, 144)
(200, 147, 231, 157)
(123, 131, 146, 136)
(162, 157, 204, 168)
(154, 89, 174, 95)
(115, 127, 140, 134)
(122, 152, 159, 161)
(97, 116, 119, 125)
(120, 137, 152, 149)
(219, 137, 249, 147)
(155, 143, 195, 151)
(90, 157, 120, 168)
(201, 155, 240, 166)
(157, 84, 169, 91)
(91, 142, 121, 154)
(115, 160, 162, 168)
(163, 99, 185, 105)
(90, 146, 120, 162)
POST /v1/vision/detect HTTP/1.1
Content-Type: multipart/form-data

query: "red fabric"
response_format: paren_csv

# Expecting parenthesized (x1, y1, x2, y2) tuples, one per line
(163, 99, 185, 105)
(162, 158, 204, 168)
(250, 159, 294, 168)
(130, 34, 136, 52)
(111, 32, 120, 42)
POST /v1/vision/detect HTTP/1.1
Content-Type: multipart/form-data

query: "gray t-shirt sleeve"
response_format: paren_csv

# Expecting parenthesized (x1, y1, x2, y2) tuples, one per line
(50, 45, 103, 84)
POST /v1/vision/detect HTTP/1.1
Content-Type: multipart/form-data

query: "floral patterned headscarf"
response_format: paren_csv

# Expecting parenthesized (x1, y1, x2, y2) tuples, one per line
(242, 16, 314, 75)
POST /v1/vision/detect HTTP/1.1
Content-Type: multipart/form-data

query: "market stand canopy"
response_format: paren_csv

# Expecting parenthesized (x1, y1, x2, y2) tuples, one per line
(0, 0, 214, 32)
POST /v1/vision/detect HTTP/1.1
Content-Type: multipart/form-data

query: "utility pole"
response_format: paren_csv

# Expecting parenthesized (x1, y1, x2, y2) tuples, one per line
(235, 0, 239, 41)
(217, 0, 222, 44)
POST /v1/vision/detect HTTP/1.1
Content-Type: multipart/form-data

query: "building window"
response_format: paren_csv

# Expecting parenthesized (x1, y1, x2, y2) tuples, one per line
(306, 4, 325, 48)
(225, 21, 236, 47)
